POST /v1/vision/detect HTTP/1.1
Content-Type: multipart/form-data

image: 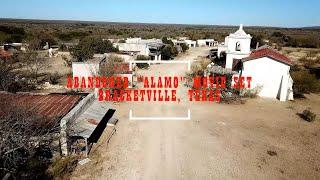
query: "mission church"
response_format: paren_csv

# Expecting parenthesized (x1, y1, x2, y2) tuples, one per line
(218, 24, 294, 102)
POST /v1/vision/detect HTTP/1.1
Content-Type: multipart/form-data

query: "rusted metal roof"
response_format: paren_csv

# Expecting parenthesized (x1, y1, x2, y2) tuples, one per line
(0, 92, 84, 125)
(0, 49, 13, 59)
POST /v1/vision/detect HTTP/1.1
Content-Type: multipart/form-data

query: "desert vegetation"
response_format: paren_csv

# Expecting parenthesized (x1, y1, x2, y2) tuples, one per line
(71, 37, 118, 62)
(0, 18, 320, 179)
(0, 97, 59, 179)
(1, 19, 319, 49)
(135, 55, 150, 69)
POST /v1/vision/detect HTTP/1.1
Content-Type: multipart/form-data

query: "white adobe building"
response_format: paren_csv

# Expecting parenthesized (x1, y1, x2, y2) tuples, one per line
(217, 24, 294, 101)
(197, 39, 218, 47)
(114, 38, 163, 61)
(241, 46, 294, 101)
(172, 39, 196, 48)
(184, 40, 197, 48)
(171, 39, 184, 46)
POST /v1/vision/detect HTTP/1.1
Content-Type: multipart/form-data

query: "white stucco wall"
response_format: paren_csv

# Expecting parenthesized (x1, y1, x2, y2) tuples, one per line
(114, 43, 149, 56)
(226, 53, 249, 69)
(197, 40, 206, 46)
(184, 40, 196, 48)
(197, 39, 215, 47)
(220, 25, 252, 69)
(227, 37, 251, 54)
(225, 36, 251, 69)
(125, 38, 142, 43)
(72, 62, 134, 88)
(72, 63, 100, 77)
(241, 57, 291, 100)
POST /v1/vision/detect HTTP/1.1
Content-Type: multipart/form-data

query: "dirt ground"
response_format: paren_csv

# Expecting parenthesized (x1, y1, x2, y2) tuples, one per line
(71, 47, 320, 180)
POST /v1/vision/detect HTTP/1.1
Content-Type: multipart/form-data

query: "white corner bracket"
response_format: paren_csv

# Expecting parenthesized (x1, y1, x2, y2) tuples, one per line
(129, 109, 191, 121)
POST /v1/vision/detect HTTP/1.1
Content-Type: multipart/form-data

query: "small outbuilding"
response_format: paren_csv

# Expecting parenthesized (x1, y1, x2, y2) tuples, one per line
(240, 45, 294, 101)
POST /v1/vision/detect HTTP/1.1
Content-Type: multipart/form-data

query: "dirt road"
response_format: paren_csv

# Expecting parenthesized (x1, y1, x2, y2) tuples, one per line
(72, 47, 320, 180)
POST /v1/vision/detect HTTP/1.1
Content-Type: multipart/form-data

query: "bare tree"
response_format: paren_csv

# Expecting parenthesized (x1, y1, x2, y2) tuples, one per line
(99, 55, 125, 77)
(0, 96, 60, 178)
(17, 51, 45, 83)
(99, 55, 128, 95)
(62, 54, 72, 67)
(0, 57, 15, 91)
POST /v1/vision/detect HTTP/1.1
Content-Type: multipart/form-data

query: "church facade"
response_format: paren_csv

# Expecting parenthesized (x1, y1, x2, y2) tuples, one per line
(217, 25, 294, 102)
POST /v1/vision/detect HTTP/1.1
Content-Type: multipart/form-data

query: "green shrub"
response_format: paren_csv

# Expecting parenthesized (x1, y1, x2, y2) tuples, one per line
(71, 37, 118, 61)
(62, 55, 72, 67)
(49, 72, 62, 84)
(290, 64, 301, 72)
(162, 37, 174, 46)
(51, 156, 78, 179)
(55, 31, 89, 41)
(291, 70, 320, 94)
(241, 88, 260, 98)
(161, 45, 178, 60)
(136, 55, 150, 69)
(250, 33, 264, 49)
(299, 108, 316, 122)
(298, 57, 317, 67)
(0, 25, 26, 43)
(180, 43, 189, 52)
(59, 44, 68, 51)
(100, 55, 125, 77)
(108, 54, 125, 63)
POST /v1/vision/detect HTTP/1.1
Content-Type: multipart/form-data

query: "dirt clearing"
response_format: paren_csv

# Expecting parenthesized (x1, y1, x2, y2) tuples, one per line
(72, 47, 320, 179)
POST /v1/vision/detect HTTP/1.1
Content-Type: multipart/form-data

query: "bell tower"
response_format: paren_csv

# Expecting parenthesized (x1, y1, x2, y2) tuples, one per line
(225, 24, 252, 69)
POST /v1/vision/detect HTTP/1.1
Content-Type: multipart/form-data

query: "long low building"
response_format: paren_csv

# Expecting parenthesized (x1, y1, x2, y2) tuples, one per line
(172, 39, 196, 48)
(0, 91, 116, 156)
(240, 46, 294, 101)
(197, 39, 218, 47)
(114, 38, 163, 61)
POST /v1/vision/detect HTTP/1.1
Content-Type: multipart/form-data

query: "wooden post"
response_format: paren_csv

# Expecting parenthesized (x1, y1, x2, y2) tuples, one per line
(85, 138, 88, 157)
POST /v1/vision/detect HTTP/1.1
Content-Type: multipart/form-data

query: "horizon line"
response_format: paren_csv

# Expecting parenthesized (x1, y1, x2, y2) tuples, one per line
(0, 17, 317, 29)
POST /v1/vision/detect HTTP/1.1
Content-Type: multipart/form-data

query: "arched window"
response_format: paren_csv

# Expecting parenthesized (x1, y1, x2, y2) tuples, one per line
(235, 42, 241, 51)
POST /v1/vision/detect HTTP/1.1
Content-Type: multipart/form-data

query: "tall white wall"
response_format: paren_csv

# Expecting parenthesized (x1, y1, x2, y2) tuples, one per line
(72, 63, 99, 77)
(241, 57, 291, 100)
(184, 40, 196, 48)
(72, 62, 134, 88)
(227, 37, 251, 54)
(226, 53, 249, 69)
(197, 40, 207, 46)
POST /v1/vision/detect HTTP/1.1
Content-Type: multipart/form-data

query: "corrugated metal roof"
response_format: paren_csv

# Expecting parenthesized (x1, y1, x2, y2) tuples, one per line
(0, 92, 84, 125)
(70, 100, 113, 139)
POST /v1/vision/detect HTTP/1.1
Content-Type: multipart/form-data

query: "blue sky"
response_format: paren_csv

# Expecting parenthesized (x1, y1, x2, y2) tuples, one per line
(0, 0, 319, 27)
